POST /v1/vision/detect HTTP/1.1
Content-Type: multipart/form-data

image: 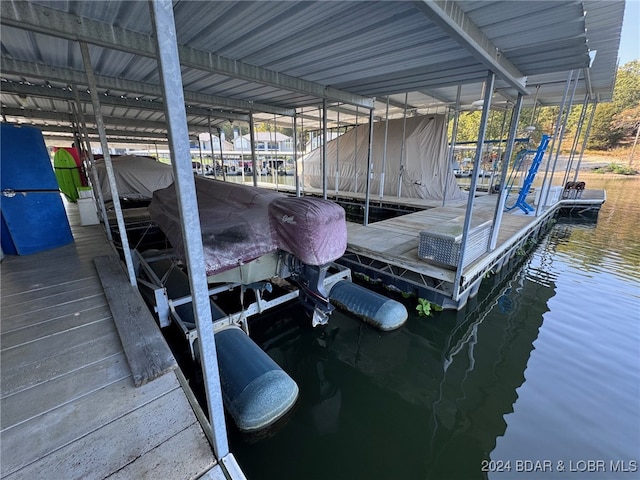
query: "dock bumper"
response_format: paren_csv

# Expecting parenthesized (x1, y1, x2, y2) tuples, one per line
(215, 326, 299, 432)
(329, 280, 407, 331)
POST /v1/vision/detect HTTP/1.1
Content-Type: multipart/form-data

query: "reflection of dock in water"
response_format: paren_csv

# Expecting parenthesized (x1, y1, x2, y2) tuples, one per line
(239, 243, 558, 479)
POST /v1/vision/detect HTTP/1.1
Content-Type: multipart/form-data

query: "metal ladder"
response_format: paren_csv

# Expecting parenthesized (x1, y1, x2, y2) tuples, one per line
(504, 134, 550, 214)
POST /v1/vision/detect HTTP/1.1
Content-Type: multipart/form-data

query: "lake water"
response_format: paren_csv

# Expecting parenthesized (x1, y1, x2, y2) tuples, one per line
(230, 175, 640, 480)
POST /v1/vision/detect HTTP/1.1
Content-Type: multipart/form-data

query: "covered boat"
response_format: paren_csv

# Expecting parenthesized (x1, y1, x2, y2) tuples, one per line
(94, 154, 174, 203)
(149, 176, 347, 277)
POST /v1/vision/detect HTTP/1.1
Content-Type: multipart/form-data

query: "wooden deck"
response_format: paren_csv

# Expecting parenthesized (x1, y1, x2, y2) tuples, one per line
(345, 192, 531, 280)
(1, 200, 218, 479)
(341, 189, 605, 307)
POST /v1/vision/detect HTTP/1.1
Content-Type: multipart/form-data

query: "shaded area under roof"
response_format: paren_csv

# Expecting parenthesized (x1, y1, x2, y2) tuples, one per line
(0, 0, 624, 141)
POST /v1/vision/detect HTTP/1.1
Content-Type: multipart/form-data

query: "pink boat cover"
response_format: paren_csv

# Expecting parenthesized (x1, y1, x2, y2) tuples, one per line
(149, 177, 347, 276)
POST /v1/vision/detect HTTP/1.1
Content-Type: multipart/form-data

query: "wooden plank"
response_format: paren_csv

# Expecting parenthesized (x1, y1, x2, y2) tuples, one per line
(346, 242, 455, 282)
(0, 275, 99, 304)
(1, 352, 130, 431)
(105, 424, 216, 480)
(93, 254, 177, 387)
(1, 317, 116, 372)
(0, 263, 102, 290)
(4, 390, 203, 480)
(0, 374, 181, 478)
(0, 283, 104, 317)
(0, 294, 108, 332)
(1, 303, 111, 350)
(1, 330, 122, 399)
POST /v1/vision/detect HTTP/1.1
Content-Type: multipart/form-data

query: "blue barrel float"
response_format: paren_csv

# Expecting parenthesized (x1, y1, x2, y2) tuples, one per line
(329, 280, 408, 331)
(140, 255, 299, 433)
(215, 326, 299, 432)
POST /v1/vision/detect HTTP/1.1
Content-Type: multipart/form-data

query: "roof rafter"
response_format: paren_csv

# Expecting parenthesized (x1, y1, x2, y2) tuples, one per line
(1, 57, 268, 119)
(0, 81, 244, 122)
(414, 0, 529, 95)
(0, 1, 374, 109)
(0, 106, 222, 133)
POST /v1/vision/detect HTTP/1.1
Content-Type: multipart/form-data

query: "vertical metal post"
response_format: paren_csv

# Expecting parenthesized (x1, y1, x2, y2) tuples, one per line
(148, 0, 229, 458)
(322, 99, 328, 199)
(563, 93, 589, 187)
(79, 41, 137, 287)
(249, 113, 258, 186)
(300, 111, 305, 194)
(67, 100, 80, 149)
(397, 92, 409, 197)
(197, 135, 204, 174)
(490, 108, 509, 194)
(542, 70, 579, 209)
(293, 113, 300, 197)
(536, 70, 574, 216)
(364, 108, 375, 226)
(490, 93, 523, 250)
(354, 106, 359, 192)
(208, 117, 217, 179)
(72, 87, 111, 241)
(572, 100, 598, 182)
(380, 97, 390, 199)
(272, 115, 278, 189)
(443, 85, 462, 206)
(453, 71, 494, 301)
(218, 127, 226, 182)
(335, 111, 340, 194)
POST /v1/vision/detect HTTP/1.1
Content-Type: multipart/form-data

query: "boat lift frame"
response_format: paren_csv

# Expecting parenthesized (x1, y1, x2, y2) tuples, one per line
(133, 248, 351, 360)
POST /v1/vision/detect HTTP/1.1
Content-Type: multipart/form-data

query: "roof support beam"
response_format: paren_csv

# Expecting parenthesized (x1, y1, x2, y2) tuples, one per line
(0, 1, 374, 109)
(381, 96, 421, 111)
(415, 1, 529, 95)
(1, 107, 223, 133)
(40, 134, 169, 146)
(1, 57, 284, 118)
(0, 81, 239, 122)
(18, 123, 172, 140)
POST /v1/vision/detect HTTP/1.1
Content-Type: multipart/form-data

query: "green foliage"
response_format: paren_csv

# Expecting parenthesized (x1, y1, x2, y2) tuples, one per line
(452, 61, 639, 152)
(587, 60, 640, 150)
(588, 103, 625, 150)
(593, 163, 638, 175)
(416, 298, 432, 317)
(611, 104, 640, 137)
(613, 60, 640, 110)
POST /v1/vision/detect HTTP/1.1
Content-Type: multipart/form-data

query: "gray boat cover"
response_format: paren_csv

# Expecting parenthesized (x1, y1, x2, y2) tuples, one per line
(94, 155, 174, 201)
(149, 177, 347, 276)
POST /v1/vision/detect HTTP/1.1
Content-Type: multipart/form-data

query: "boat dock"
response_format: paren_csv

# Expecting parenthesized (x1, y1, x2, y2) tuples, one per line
(0, 202, 226, 479)
(261, 182, 605, 309)
(344, 189, 605, 308)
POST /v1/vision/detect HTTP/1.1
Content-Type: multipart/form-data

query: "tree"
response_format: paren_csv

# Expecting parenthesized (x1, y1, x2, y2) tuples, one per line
(589, 102, 625, 150)
(587, 60, 640, 149)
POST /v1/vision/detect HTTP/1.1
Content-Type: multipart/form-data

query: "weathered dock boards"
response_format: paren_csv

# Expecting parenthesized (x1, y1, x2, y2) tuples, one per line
(1, 198, 218, 480)
(94, 254, 177, 387)
(340, 189, 604, 307)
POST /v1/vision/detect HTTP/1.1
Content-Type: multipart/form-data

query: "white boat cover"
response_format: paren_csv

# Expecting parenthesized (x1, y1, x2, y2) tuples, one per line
(302, 114, 466, 201)
(94, 155, 174, 201)
(149, 177, 347, 276)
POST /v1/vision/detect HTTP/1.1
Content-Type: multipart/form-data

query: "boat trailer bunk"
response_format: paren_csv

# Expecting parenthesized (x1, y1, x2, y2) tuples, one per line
(134, 177, 408, 433)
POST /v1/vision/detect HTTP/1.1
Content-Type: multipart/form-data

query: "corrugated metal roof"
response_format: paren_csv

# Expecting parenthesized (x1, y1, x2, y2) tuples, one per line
(0, 0, 624, 140)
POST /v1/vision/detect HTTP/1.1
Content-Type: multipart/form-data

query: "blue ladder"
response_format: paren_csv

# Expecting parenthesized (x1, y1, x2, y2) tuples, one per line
(504, 134, 550, 214)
